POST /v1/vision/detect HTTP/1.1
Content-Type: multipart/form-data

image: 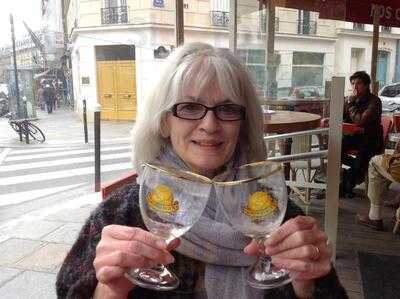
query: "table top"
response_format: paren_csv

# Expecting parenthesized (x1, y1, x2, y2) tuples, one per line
(264, 110, 321, 133)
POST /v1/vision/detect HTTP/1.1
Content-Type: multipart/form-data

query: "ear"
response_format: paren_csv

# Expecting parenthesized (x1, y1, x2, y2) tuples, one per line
(160, 114, 171, 138)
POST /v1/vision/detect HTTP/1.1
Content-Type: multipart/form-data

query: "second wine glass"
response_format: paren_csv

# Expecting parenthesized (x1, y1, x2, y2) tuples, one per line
(214, 161, 291, 289)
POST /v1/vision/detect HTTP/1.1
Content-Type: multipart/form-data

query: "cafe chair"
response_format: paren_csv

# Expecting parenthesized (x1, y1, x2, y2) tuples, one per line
(101, 171, 137, 200)
(289, 134, 322, 214)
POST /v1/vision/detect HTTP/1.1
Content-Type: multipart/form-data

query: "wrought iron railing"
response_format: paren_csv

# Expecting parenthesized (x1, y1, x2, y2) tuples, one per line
(298, 20, 317, 35)
(101, 6, 129, 25)
(210, 11, 229, 27)
(353, 23, 365, 31)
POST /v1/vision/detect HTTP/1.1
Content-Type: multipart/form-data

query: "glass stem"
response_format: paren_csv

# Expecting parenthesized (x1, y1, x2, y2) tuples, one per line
(259, 255, 272, 273)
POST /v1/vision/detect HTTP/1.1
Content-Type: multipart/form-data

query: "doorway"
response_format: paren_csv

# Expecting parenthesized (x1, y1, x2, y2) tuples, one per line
(95, 45, 136, 121)
(377, 50, 389, 89)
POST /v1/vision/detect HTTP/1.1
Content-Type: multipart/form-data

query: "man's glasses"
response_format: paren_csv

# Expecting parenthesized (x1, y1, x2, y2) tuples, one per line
(171, 102, 246, 121)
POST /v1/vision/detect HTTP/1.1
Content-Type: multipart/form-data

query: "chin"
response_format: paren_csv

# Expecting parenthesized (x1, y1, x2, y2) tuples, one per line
(192, 160, 225, 176)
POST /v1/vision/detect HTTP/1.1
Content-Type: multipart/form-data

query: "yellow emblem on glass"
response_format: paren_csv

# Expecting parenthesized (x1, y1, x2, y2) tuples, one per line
(244, 191, 278, 220)
(147, 184, 179, 214)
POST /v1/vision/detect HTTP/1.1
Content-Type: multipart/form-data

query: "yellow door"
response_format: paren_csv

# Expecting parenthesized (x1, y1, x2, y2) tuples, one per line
(96, 60, 136, 120)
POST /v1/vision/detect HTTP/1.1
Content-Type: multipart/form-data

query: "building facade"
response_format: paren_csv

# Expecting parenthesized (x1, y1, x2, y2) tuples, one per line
(64, 0, 400, 120)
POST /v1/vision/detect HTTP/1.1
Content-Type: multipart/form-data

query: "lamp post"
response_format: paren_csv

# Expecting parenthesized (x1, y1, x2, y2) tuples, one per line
(10, 14, 21, 118)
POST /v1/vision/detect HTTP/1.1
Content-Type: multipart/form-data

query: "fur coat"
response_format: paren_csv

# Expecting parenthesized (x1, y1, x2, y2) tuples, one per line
(56, 183, 348, 299)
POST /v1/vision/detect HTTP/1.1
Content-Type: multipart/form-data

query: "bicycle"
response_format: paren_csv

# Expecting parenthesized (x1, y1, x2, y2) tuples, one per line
(5, 113, 46, 143)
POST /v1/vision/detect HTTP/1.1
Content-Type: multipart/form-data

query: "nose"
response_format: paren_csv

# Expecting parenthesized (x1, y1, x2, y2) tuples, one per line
(199, 109, 219, 133)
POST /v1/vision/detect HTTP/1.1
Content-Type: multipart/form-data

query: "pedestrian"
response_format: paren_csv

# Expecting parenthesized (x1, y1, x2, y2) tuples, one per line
(43, 83, 55, 114)
(37, 84, 45, 111)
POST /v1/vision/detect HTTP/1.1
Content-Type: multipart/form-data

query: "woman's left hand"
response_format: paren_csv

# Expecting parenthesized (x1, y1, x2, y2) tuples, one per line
(244, 216, 332, 297)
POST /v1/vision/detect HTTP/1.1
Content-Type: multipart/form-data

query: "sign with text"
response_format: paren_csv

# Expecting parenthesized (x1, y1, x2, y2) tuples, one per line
(268, 0, 400, 27)
(346, 1, 400, 27)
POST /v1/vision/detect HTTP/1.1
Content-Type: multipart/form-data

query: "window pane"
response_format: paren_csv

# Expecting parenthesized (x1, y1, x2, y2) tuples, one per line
(247, 49, 265, 64)
(293, 52, 324, 65)
(292, 66, 323, 87)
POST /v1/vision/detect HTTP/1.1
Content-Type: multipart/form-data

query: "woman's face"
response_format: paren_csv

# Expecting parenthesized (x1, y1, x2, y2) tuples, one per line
(163, 82, 243, 177)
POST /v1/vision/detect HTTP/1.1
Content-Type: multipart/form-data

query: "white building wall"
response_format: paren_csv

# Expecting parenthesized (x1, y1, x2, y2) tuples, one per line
(275, 36, 336, 89)
(70, 27, 231, 117)
(335, 33, 398, 93)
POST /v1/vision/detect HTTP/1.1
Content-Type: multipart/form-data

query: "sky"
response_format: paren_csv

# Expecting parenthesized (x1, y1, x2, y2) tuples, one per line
(0, 0, 42, 47)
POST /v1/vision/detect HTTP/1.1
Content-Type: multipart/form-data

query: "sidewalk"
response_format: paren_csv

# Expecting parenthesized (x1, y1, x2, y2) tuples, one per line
(0, 107, 135, 298)
(0, 189, 102, 298)
(0, 107, 134, 147)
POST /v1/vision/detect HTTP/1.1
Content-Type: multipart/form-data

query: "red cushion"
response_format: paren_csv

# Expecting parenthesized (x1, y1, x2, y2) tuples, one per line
(345, 149, 359, 156)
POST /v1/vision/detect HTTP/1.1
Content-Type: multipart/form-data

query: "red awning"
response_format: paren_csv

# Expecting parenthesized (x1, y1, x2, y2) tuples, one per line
(267, 0, 400, 27)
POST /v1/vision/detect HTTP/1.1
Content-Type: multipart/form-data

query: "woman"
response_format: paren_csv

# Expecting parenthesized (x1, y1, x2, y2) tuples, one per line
(56, 43, 347, 298)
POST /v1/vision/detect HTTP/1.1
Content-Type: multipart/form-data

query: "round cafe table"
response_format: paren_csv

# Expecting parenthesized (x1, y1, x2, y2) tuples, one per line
(264, 110, 322, 179)
(264, 110, 322, 134)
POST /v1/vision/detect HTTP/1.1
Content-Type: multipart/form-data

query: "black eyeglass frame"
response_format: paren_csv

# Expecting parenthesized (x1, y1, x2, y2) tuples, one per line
(171, 102, 246, 121)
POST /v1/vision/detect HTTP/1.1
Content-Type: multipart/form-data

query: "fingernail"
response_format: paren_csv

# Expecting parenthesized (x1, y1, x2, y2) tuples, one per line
(156, 240, 166, 249)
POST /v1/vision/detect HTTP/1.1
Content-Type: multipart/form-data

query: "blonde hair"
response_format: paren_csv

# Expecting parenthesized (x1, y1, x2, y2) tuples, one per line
(131, 42, 265, 170)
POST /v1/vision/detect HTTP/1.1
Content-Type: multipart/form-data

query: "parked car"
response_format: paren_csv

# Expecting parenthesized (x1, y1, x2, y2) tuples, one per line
(281, 86, 324, 115)
(378, 82, 400, 113)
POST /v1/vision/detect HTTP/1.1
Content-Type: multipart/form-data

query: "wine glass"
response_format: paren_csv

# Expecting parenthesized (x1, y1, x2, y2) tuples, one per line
(214, 161, 290, 289)
(125, 163, 212, 291)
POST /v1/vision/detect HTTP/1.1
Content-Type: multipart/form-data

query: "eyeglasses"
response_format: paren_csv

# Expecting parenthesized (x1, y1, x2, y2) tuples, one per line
(171, 102, 246, 121)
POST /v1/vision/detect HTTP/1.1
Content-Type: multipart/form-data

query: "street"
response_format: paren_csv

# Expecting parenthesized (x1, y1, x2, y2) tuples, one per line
(0, 107, 135, 298)
(0, 142, 132, 225)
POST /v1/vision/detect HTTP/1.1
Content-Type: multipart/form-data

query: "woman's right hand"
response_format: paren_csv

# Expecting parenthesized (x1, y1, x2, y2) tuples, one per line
(93, 224, 180, 298)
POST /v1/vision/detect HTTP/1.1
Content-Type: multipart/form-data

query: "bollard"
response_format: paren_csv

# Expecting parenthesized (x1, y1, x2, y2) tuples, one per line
(94, 103, 101, 192)
(24, 121, 29, 144)
(83, 99, 88, 143)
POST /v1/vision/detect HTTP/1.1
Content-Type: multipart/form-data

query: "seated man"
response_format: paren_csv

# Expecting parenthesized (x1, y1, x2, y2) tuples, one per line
(358, 139, 400, 230)
(341, 71, 383, 196)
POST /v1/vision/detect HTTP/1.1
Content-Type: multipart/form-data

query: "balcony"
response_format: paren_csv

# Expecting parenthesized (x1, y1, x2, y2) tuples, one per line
(298, 20, 317, 35)
(353, 23, 365, 31)
(210, 11, 229, 27)
(261, 17, 280, 33)
(101, 6, 129, 25)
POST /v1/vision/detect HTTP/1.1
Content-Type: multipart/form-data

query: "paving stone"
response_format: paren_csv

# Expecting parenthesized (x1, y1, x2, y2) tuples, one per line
(0, 239, 44, 266)
(0, 267, 22, 287)
(0, 270, 56, 299)
(42, 223, 82, 245)
(15, 243, 71, 273)
(2, 220, 64, 240)
(45, 204, 96, 223)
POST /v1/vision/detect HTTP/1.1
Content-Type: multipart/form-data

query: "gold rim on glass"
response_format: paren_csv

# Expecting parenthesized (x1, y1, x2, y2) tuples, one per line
(142, 161, 283, 186)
